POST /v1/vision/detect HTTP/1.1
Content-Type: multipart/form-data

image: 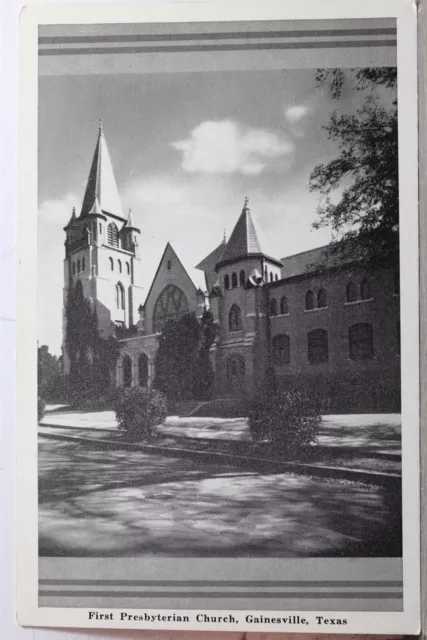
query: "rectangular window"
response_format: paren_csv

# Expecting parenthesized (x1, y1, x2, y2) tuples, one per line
(349, 323, 374, 360)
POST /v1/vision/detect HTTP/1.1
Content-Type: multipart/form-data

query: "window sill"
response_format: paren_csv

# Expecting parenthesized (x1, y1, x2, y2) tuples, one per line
(304, 306, 328, 313)
(270, 313, 290, 318)
(228, 329, 243, 334)
(344, 298, 374, 306)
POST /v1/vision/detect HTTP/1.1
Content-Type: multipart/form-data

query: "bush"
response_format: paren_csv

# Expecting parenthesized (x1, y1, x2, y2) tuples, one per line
(113, 386, 168, 440)
(248, 389, 321, 453)
(38, 396, 46, 421)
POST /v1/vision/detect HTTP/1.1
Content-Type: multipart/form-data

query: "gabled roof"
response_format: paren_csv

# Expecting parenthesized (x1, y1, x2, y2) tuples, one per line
(80, 122, 125, 220)
(280, 244, 350, 278)
(142, 242, 197, 307)
(219, 199, 262, 265)
(195, 238, 226, 272)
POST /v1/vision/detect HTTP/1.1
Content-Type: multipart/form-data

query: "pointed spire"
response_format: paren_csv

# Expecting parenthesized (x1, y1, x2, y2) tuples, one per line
(219, 198, 262, 264)
(124, 208, 133, 227)
(80, 123, 124, 219)
(64, 206, 77, 229)
(223, 228, 227, 244)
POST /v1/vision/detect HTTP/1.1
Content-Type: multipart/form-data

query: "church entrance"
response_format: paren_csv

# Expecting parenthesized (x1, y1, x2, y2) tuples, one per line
(226, 355, 245, 396)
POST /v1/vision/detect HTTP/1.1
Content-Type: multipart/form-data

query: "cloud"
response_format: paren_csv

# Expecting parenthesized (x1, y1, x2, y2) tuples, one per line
(285, 104, 310, 125)
(172, 120, 294, 175)
(38, 192, 79, 226)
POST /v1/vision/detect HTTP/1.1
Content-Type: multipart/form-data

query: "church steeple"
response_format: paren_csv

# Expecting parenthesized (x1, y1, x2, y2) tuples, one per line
(218, 197, 262, 265)
(80, 122, 125, 220)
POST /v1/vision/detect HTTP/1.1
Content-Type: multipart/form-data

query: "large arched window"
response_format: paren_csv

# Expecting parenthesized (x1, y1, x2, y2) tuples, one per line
(152, 284, 189, 333)
(239, 269, 246, 286)
(107, 223, 119, 247)
(308, 328, 329, 364)
(272, 334, 290, 365)
(270, 298, 278, 316)
(122, 355, 132, 387)
(231, 272, 238, 289)
(360, 277, 372, 300)
(305, 289, 314, 310)
(346, 281, 357, 303)
(138, 353, 149, 387)
(116, 282, 125, 310)
(317, 287, 327, 308)
(229, 304, 242, 332)
(224, 274, 230, 290)
(109, 257, 114, 271)
(280, 296, 289, 315)
(349, 323, 374, 360)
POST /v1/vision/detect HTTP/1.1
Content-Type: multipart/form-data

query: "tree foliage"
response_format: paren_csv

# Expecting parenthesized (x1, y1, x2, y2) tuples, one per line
(37, 344, 64, 401)
(309, 68, 398, 268)
(113, 386, 168, 440)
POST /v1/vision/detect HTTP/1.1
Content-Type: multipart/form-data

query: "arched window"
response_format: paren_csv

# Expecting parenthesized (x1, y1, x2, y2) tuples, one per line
(109, 257, 114, 271)
(81, 257, 85, 271)
(122, 355, 132, 388)
(308, 328, 329, 364)
(269, 272, 273, 282)
(239, 269, 246, 286)
(126, 262, 130, 275)
(231, 272, 238, 289)
(346, 281, 357, 303)
(107, 222, 119, 247)
(272, 334, 290, 365)
(72, 262, 76, 275)
(270, 298, 278, 316)
(138, 353, 149, 387)
(167, 259, 172, 271)
(224, 274, 230, 290)
(229, 304, 242, 332)
(152, 284, 189, 333)
(99, 222, 102, 234)
(317, 288, 327, 308)
(280, 296, 289, 315)
(116, 282, 125, 310)
(305, 289, 314, 310)
(360, 277, 372, 300)
(118, 259, 122, 273)
(77, 259, 81, 273)
(349, 323, 374, 360)
(264, 266, 268, 281)
(275, 274, 278, 281)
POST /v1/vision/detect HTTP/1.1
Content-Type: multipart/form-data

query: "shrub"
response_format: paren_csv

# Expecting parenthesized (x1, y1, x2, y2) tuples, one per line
(248, 389, 321, 453)
(38, 396, 46, 422)
(113, 386, 168, 440)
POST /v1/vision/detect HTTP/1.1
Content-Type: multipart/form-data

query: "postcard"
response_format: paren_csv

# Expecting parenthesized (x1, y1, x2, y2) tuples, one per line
(16, 0, 420, 634)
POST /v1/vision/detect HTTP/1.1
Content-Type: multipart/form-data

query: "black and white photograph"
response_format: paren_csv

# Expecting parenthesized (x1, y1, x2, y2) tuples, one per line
(15, 0, 420, 634)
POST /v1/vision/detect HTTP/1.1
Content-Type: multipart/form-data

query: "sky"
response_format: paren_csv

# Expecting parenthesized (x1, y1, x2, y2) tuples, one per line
(38, 68, 396, 355)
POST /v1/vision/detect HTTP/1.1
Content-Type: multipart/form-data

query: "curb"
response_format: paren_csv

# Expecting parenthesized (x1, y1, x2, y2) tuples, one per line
(39, 430, 401, 489)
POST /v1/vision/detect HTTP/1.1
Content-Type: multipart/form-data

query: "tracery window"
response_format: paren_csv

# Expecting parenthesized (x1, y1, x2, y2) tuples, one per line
(228, 304, 242, 332)
(107, 222, 119, 247)
(152, 285, 189, 333)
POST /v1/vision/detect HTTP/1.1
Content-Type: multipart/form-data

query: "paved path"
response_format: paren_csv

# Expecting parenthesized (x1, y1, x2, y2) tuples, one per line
(39, 438, 401, 557)
(42, 409, 401, 451)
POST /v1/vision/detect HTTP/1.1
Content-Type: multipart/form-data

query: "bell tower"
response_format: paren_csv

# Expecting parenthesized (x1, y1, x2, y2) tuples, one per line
(62, 122, 143, 375)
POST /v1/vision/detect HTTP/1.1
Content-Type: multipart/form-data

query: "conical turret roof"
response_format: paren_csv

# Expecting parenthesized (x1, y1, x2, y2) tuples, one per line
(80, 121, 124, 219)
(219, 198, 262, 264)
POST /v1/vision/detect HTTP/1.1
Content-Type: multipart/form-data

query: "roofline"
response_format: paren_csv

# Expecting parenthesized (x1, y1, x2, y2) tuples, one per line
(142, 242, 198, 307)
(280, 243, 331, 264)
(215, 253, 283, 271)
(265, 260, 362, 287)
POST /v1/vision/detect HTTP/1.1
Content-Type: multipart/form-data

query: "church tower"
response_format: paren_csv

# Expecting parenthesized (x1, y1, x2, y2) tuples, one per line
(62, 122, 143, 375)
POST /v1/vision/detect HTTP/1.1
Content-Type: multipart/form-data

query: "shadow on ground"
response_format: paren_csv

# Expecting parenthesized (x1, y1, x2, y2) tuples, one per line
(38, 439, 401, 559)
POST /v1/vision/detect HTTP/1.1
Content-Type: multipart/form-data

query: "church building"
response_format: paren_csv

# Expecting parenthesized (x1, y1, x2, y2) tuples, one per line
(63, 125, 401, 412)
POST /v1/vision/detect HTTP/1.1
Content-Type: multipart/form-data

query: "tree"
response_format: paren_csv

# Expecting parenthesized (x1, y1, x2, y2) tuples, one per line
(193, 310, 218, 400)
(309, 68, 398, 269)
(38, 344, 63, 401)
